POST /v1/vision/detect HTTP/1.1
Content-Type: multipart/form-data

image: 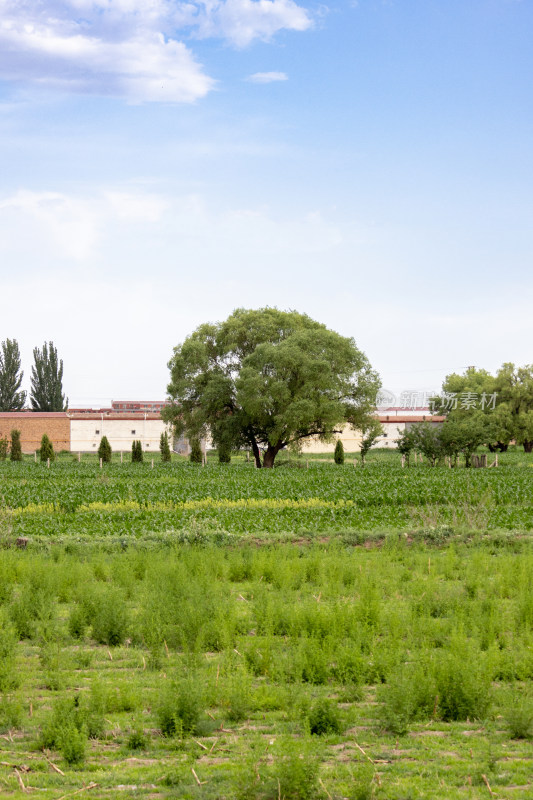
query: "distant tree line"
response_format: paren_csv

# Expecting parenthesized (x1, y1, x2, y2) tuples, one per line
(397, 363, 533, 466)
(0, 339, 67, 412)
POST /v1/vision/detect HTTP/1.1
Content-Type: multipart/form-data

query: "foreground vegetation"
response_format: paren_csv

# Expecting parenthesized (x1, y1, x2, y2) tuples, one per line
(1, 450, 532, 798)
(0, 538, 533, 799)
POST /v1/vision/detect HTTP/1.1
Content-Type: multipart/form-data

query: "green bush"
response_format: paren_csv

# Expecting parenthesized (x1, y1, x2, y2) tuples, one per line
(131, 440, 143, 463)
(378, 663, 435, 735)
(0, 437, 7, 461)
(127, 720, 149, 750)
(91, 587, 130, 646)
(9, 429, 22, 462)
(334, 439, 345, 465)
(39, 433, 55, 463)
(308, 697, 342, 736)
(273, 739, 322, 800)
(435, 649, 492, 722)
(0, 694, 23, 733)
(502, 691, 533, 739)
(0, 610, 18, 691)
(190, 438, 203, 464)
(59, 723, 87, 765)
(97, 436, 112, 463)
(218, 440, 232, 464)
(159, 432, 171, 462)
(157, 676, 203, 737)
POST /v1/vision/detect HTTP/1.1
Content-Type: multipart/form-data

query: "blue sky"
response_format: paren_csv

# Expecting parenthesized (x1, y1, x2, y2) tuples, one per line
(0, 0, 531, 406)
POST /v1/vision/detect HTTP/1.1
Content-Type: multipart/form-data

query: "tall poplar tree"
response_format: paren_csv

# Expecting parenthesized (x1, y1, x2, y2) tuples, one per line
(0, 339, 26, 411)
(30, 342, 68, 412)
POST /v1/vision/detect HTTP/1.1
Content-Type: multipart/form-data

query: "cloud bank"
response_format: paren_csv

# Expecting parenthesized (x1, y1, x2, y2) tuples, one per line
(0, 0, 311, 102)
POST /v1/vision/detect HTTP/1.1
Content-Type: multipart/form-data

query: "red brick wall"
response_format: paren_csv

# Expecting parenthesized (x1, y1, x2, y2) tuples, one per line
(0, 414, 70, 454)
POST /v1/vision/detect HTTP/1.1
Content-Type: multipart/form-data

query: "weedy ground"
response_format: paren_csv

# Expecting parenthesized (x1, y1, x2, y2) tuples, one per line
(0, 539, 532, 799)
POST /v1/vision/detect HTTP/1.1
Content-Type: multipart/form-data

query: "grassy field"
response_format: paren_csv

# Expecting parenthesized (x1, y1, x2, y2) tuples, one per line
(0, 450, 532, 798)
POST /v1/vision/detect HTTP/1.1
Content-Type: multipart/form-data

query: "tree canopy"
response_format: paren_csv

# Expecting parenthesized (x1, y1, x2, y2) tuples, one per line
(30, 341, 68, 412)
(164, 308, 380, 468)
(432, 363, 533, 453)
(0, 339, 26, 411)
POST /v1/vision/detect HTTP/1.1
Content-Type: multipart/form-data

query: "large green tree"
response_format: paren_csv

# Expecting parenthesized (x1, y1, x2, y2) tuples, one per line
(433, 364, 533, 453)
(164, 308, 380, 468)
(30, 342, 68, 412)
(0, 339, 26, 411)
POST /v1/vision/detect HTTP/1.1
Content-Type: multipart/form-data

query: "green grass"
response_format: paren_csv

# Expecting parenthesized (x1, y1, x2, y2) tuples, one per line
(0, 541, 532, 798)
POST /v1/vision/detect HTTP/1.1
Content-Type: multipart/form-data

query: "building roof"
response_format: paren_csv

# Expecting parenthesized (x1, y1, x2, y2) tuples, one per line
(0, 412, 68, 418)
(68, 413, 163, 421)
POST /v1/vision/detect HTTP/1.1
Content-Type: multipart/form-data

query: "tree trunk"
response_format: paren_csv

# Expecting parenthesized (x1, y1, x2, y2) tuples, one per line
(263, 443, 282, 468)
(249, 435, 262, 468)
(524, 440, 533, 454)
(497, 442, 509, 452)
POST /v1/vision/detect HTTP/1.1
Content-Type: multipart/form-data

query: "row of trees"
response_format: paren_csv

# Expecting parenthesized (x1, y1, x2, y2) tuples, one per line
(0, 430, 55, 462)
(1, 431, 173, 463)
(0, 340, 67, 412)
(431, 364, 533, 454)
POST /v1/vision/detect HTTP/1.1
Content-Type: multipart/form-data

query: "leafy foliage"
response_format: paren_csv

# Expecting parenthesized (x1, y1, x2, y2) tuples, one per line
(190, 438, 203, 463)
(0, 339, 26, 411)
(131, 440, 143, 463)
(159, 431, 171, 462)
(334, 439, 344, 465)
(40, 433, 55, 463)
(30, 341, 68, 411)
(97, 436, 112, 463)
(9, 429, 22, 462)
(165, 307, 380, 467)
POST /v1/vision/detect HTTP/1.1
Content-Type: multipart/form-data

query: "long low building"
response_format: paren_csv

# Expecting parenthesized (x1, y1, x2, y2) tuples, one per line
(0, 411, 174, 454)
(0, 407, 444, 455)
(300, 410, 445, 454)
(69, 413, 169, 453)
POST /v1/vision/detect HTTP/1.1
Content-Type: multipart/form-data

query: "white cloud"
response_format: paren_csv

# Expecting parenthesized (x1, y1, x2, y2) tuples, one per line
(0, 0, 311, 101)
(190, 0, 311, 47)
(247, 70, 288, 83)
(0, 187, 169, 259)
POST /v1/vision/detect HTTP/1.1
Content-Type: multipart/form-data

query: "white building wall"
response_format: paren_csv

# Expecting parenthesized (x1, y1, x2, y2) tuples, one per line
(70, 418, 170, 453)
(300, 422, 408, 454)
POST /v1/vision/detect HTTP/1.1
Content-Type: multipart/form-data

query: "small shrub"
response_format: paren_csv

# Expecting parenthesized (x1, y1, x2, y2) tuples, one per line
(0, 611, 18, 691)
(273, 739, 322, 800)
(39, 433, 55, 463)
(157, 676, 203, 737)
(503, 691, 533, 739)
(435, 650, 492, 722)
(160, 431, 171, 462)
(9, 429, 22, 462)
(0, 437, 8, 461)
(218, 441, 232, 463)
(308, 698, 342, 736)
(190, 438, 203, 464)
(131, 440, 143, 463)
(68, 604, 87, 640)
(334, 440, 345, 465)
(97, 436, 112, 463)
(378, 663, 435, 735)
(59, 723, 86, 765)
(0, 694, 23, 733)
(127, 721, 149, 750)
(91, 587, 130, 647)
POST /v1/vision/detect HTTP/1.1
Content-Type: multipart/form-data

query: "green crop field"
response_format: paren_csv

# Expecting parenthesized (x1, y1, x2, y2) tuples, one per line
(0, 450, 532, 799)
